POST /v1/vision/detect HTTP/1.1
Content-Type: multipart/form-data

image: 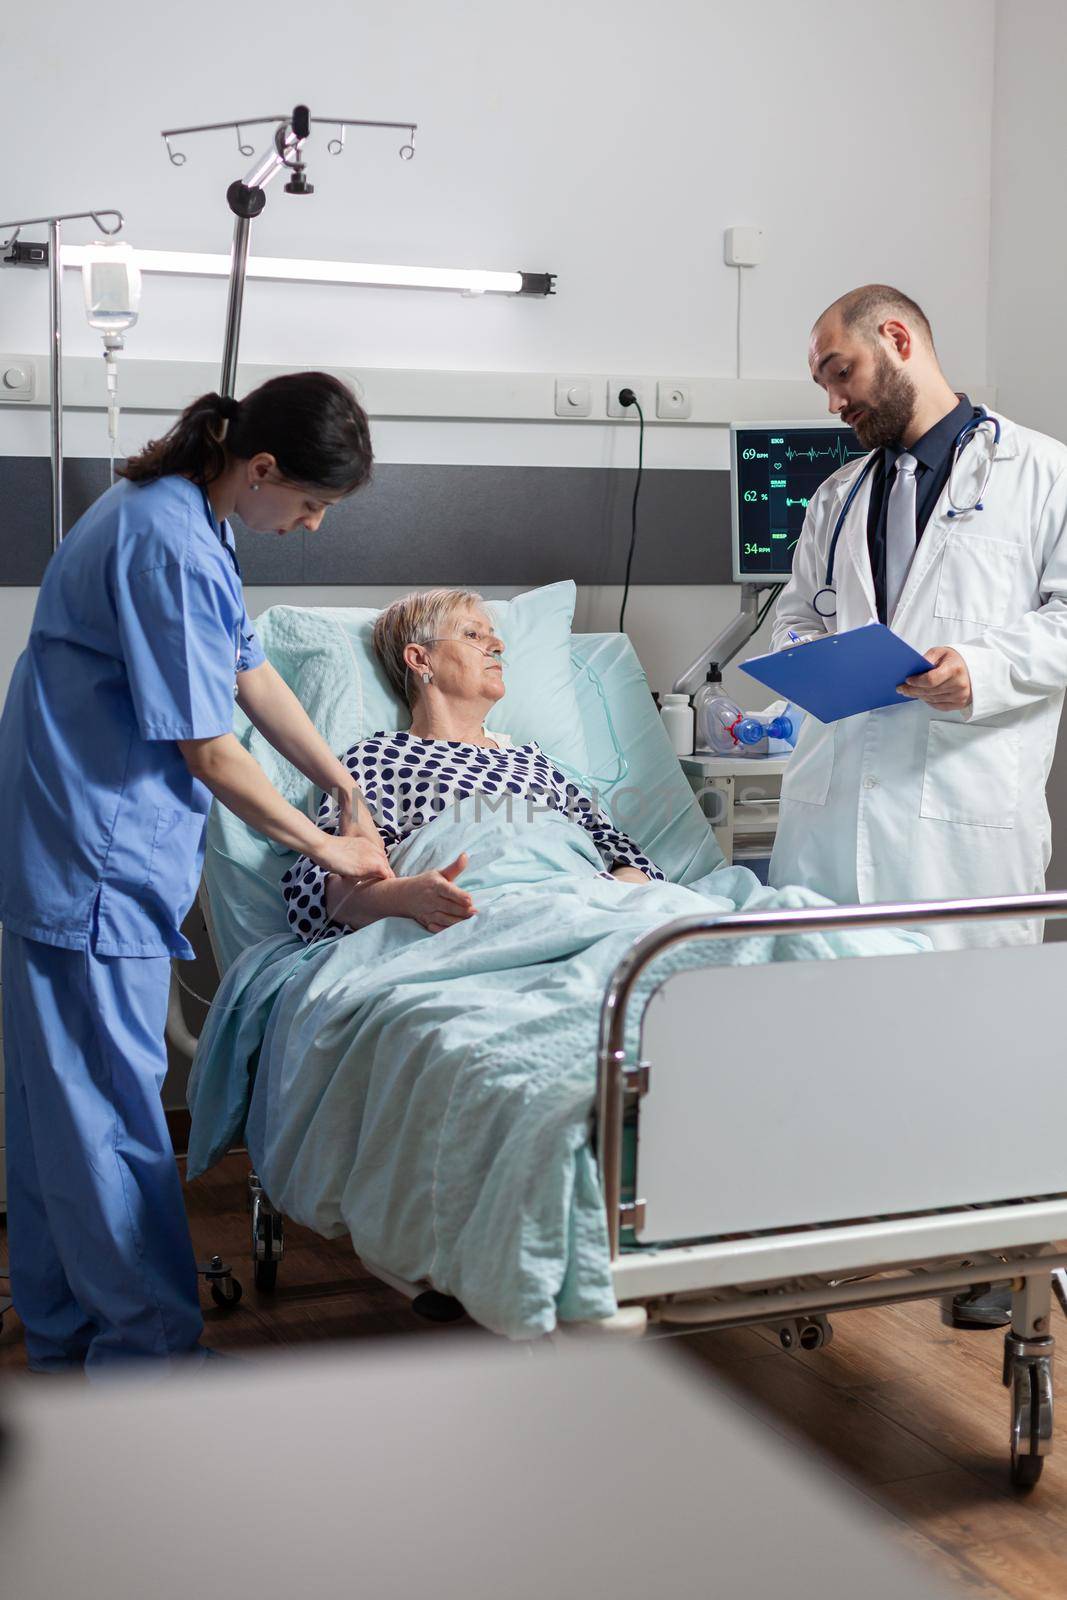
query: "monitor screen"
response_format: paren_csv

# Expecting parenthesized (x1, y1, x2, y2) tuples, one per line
(731, 422, 866, 582)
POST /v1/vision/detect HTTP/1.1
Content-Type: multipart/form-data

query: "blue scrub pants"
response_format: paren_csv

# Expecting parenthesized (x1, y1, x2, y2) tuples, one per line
(2, 931, 204, 1373)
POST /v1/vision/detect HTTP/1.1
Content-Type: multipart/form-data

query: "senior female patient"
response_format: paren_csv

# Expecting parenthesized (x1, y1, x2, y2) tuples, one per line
(282, 589, 663, 940)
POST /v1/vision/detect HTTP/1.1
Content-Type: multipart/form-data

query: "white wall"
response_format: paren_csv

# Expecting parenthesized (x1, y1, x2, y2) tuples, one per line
(988, 0, 1067, 906)
(0, 0, 998, 706)
(0, 0, 996, 383)
(988, 0, 1067, 445)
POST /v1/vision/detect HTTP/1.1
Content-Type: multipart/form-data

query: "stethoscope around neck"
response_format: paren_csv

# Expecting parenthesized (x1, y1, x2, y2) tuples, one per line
(810, 407, 1001, 619)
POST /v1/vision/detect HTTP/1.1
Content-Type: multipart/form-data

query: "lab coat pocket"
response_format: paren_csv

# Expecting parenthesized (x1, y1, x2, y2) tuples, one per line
(781, 721, 835, 807)
(919, 721, 1019, 829)
(933, 533, 1022, 627)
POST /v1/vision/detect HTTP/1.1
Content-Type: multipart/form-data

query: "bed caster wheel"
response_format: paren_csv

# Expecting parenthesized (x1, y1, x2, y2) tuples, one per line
(1011, 1452, 1044, 1489)
(254, 1258, 278, 1293)
(798, 1315, 833, 1351)
(251, 1188, 284, 1293)
(1005, 1332, 1053, 1491)
(412, 1290, 465, 1323)
(211, 1276, 243, 1310)
(199, 1255, 243, 1311)
(776, 1315, 832, 1352)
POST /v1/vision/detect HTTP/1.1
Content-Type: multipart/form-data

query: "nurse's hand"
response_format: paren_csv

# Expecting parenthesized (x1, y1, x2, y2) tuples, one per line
(898, 646, 973, 711)
(317, 834, 394, 883)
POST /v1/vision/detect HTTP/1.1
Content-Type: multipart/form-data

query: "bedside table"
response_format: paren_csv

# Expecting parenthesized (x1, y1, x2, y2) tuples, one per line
(680, 753, 789, 870)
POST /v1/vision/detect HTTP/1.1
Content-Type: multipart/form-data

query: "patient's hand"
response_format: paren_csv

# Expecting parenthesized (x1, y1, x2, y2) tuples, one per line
(397, 853, 476, 933)
(326, 852, 475, 934)
(611, 866, 651, 885)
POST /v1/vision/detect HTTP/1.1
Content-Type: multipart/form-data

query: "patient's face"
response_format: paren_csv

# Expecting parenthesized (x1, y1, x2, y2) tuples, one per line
(429, 605, 506, 707)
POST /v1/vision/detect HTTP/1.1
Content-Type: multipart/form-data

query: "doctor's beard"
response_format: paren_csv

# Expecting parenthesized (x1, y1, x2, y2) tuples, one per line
(851, 349, 917, 449)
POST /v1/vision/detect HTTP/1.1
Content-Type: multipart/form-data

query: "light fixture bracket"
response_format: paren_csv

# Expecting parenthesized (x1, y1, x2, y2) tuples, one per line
(519, 272, 556, 297)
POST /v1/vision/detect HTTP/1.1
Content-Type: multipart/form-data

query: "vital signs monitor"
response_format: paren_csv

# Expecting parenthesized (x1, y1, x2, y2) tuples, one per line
(731, 421, 864, 583)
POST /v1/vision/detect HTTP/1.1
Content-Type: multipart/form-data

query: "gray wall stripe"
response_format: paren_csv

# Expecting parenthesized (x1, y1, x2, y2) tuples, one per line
(0, 459, 733, 586)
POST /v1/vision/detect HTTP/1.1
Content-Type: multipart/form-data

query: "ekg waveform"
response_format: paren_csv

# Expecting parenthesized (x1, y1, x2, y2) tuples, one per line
(781, 438, 866, 468)
(780, 435, 870, 467)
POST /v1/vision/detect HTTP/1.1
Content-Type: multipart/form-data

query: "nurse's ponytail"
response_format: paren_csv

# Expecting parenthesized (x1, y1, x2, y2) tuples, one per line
(119, 372, 373, 496)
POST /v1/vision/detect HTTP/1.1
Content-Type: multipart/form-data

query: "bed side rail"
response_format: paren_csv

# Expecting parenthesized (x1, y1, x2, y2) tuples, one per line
(595, 890, 1067, 1259)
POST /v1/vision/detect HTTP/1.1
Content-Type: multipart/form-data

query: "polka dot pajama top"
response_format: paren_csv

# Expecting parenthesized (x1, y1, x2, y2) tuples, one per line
(281, 731, 665, 944)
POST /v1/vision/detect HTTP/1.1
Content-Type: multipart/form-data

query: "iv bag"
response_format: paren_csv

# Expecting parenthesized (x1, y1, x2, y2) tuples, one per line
(82, 241, 141, 340)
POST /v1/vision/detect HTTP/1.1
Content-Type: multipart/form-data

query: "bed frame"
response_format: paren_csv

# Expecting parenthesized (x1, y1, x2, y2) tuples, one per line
(228, 888, 1067, 1488)
(597, 890, 1067, 1489)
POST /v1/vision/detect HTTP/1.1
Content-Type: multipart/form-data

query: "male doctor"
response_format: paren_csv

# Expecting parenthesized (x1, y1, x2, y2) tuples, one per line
(771, 283, 1067, 952)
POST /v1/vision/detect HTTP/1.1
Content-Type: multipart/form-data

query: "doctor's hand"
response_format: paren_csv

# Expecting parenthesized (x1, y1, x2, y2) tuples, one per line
(898, 646, 973, 711)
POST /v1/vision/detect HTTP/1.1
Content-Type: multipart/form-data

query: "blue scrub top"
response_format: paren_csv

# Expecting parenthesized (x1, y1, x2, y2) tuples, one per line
(0, 474, 265, 958)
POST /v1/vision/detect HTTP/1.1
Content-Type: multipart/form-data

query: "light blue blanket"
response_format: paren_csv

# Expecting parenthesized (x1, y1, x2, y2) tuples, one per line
(187, 806, 926, 1338)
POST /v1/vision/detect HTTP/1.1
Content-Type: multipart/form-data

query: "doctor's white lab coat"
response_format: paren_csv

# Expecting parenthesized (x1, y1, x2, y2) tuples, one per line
(769, 411, 1067, 949)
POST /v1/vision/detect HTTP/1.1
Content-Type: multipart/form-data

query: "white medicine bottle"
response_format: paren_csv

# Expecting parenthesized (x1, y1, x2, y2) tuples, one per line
(660, 693, 694, 756)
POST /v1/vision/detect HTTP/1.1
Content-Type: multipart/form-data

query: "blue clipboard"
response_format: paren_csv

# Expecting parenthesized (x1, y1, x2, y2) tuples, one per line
(740, 624, 933, 723)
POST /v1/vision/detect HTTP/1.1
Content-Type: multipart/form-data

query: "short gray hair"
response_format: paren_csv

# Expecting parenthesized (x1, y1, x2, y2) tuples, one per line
(372, 588, 486, 707)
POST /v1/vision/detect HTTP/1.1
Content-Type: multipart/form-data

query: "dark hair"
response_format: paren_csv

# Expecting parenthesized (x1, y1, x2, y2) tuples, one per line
(120, 371, 373, 495)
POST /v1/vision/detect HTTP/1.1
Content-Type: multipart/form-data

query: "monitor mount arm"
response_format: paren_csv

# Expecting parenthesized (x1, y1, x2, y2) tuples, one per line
(672, 582, 780, 696)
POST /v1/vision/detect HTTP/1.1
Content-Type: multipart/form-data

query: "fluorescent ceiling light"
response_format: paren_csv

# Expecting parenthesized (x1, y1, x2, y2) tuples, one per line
(60, 245, 554, 297)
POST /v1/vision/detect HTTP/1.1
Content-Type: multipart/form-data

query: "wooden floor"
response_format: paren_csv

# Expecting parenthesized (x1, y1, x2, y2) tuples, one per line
(3, 1155, 1067, 1598)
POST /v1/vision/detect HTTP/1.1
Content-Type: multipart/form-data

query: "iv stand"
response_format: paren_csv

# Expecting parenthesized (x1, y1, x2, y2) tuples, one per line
(0, 208, 125, 549)
(161, 105, 419, 399)
(672, 582, 781, 696)
(220, 106, 310, 398)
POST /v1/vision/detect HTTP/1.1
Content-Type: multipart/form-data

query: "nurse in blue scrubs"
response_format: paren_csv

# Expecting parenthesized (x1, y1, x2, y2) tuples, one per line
(0, 371, 392, 1373)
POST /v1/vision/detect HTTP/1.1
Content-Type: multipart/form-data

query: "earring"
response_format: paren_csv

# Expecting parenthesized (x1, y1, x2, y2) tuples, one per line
(421, 671, 433, 684)
(250, 483, 260, 492)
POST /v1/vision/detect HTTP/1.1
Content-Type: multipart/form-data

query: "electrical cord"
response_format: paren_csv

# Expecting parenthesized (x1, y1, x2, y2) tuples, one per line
(617, 388, 645, 633)
(754, 583, 783, 630)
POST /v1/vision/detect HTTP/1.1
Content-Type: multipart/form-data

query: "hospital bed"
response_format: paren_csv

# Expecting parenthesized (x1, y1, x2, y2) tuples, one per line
(227, 886, 1067, 1489)
(192, 590, 1067, 1489)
